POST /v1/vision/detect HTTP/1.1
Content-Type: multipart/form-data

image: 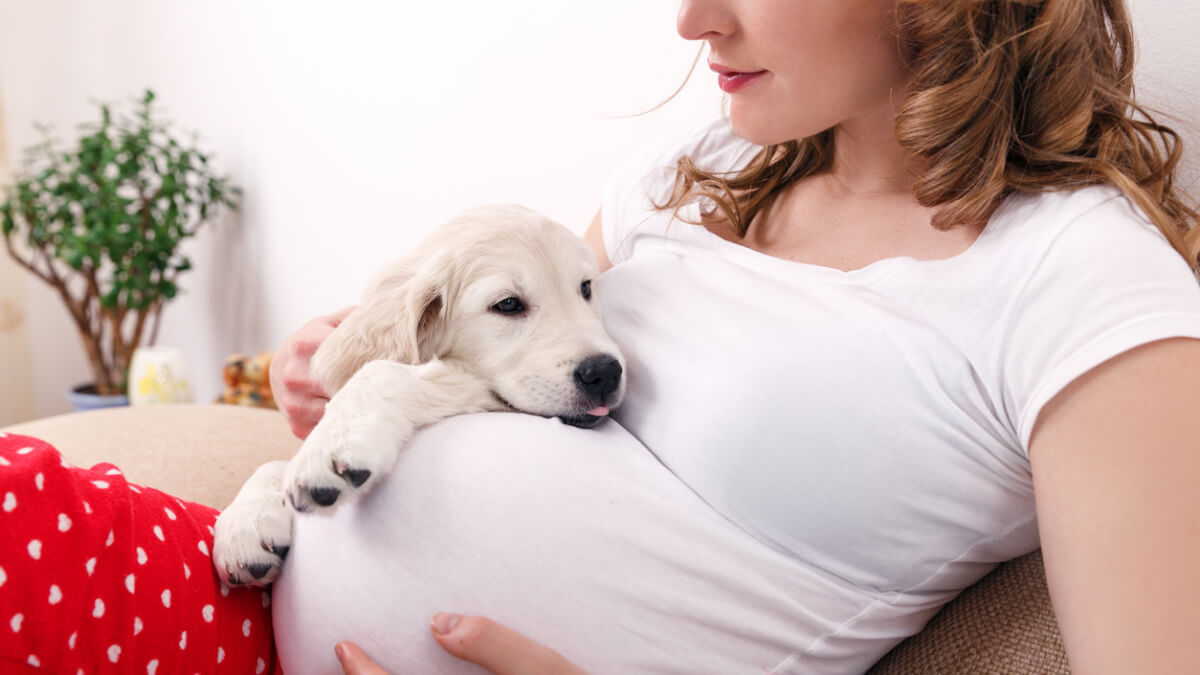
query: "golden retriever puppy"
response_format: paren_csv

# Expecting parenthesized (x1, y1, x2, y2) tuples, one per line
(213, 204, 625, 586)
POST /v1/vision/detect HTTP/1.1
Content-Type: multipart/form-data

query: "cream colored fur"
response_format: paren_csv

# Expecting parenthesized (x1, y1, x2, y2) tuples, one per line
(214, 204, 625, 587)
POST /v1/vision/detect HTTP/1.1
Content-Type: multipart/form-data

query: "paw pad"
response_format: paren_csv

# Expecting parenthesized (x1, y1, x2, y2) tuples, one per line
(342, 468, 371, 488)
(308, 486, 341, 507)
(247, 563, 273, 580)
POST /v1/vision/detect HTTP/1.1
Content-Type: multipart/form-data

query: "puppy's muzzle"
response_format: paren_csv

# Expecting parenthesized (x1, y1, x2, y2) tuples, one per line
(574, 355, 623, 402)
(559, 354, 623, 429)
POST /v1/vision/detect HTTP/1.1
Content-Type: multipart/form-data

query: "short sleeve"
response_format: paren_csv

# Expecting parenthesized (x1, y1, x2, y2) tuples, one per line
(601, 119, 760, 265)
(1003, 190, 1200, 450)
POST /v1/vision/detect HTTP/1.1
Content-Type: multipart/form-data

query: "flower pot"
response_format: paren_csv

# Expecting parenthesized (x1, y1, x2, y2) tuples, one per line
(67, 383, 129, 412)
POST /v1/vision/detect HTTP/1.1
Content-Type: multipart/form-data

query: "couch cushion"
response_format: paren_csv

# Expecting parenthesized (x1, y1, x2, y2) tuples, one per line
(868, 549, 1069, 674)
(1, 404, 300, 509)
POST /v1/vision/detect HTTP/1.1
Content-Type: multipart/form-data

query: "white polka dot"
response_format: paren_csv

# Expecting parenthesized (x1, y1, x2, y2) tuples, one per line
(3, 492, 16, 512)
(83, 500, 93, 514)
(68, 631, 77, 649)
(48, 584, 63, 605)
(153, 525, 165, 541)
(207, 524, 215, 536)
(85, 557, 97, 575)
(26, 654, 39, 667)
(137, 547, 148, 565)
(217, 646, 225, 663)
(0, 456, 8, 466)
(134, 616, 144, 635)
(17, 446, 33, 455)
(58, 513, 72, 532)
(105, 468, 122, 476)
(175, 498, 188, 510)
(10, 613, 23, 632)
(261, 592, 270, 608)
(202, 604, 214, 622)
(242, 619, 252, 637)
(108, 644, 122, 663)
(60, 457, 69, 468)
(179, 630, 188, 649)
(197, 540, 209, 556)
(92, 480, 110, 489)
(125, 574, 136, 593)
(184, 563, 192, 579)
(27, 539, 41, 559)
(34, 472, 44, 490)
(161, 589, 172, 608)
(106, 530, 114, 547)
(257, 657, 267, 673)
(219, 584, 229, 597)
(93, 598, 105, 618)
(147, 658, 159, 675)
(164, 507, 177, 521)
(130, 485, 142, 494)
(0, 566, 5, 588)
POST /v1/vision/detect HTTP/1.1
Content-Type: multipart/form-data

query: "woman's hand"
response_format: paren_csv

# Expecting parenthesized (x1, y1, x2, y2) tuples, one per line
(335, 613, 588, 675)
(270, 306, 356, 439)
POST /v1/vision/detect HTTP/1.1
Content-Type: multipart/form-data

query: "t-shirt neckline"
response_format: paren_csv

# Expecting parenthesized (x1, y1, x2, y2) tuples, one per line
(674, 193, 1018, 283)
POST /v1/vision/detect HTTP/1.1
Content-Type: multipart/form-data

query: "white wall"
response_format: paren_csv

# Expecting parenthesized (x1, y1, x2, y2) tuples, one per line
(1, 0, 1197, 421)
(0, 97, 35, 426)
(0, 0, 723, 418)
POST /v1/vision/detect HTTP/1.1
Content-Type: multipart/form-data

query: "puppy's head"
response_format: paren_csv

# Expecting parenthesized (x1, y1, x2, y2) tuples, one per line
(314, 204, 625, 427)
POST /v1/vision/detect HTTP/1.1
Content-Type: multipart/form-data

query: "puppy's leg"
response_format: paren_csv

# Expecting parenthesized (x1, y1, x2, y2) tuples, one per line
(285, 358, 499, 512)
(213, 460, 293, 587)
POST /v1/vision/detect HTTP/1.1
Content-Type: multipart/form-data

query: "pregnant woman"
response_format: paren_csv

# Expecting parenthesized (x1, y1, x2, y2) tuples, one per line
(2, 0, 1197, 673)
(269, 0, 1200, 673)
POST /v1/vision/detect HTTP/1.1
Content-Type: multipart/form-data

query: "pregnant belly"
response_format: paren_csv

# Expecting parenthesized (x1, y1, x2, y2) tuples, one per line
(271, 413, 873, 675)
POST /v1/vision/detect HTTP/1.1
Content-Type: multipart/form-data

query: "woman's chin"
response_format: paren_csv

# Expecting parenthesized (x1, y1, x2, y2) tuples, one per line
(727, 103, 832, 147)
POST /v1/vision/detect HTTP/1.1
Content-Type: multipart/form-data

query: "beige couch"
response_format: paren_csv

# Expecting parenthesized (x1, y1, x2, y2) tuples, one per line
(3, 404, 1070, 673)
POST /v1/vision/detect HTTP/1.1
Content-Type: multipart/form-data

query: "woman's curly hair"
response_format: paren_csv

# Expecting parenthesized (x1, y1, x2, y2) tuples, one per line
(662, 0, 1200, 271)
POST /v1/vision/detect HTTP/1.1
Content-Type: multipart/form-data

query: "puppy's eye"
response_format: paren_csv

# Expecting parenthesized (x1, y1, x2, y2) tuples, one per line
(581, 280, 592, 301)
(491, 296, 526, 315)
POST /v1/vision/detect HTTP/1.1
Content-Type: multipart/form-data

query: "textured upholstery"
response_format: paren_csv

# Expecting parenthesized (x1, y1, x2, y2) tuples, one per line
(2, 404, 1070, 671)
(2, 404, 299, 509)
(868, 549, 1069, 674)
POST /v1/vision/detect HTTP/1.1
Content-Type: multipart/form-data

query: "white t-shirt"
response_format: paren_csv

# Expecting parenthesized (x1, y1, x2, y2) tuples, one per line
(272, 120, 1200, 674)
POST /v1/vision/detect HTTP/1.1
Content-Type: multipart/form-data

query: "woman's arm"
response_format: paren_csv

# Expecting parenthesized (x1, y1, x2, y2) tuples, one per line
(1029, 337, 1200, 673)
(584, 208, 613, 273)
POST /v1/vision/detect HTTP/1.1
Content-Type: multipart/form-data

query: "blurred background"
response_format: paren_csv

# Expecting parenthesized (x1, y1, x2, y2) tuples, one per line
(0, 0, 1196, 423)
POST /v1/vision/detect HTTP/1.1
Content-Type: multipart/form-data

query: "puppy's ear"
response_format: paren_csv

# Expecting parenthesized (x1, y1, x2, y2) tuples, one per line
(311, 257, 449, 394)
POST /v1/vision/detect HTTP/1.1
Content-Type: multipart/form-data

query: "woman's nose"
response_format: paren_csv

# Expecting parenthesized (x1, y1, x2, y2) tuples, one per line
(677, 0, 735, 42)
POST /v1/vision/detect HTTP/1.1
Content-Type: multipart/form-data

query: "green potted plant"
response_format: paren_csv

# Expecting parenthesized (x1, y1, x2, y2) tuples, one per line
(0, 90, 238, 409)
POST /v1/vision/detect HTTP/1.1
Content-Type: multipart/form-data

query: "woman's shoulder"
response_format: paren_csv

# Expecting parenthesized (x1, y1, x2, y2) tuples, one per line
(617, 118, 761, 199)
(994, 184, 1156, 239)
(601, 119, 761, 264)
(982, 184, 1185, 271)
(671, 117, 762, 172)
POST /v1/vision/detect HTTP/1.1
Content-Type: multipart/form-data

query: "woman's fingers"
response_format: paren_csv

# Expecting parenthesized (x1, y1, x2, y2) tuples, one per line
(431, 614, 587, 675)
(335, 641, 391, 675)
(334, 614, 586, 675)
(270, 305, 357, 439)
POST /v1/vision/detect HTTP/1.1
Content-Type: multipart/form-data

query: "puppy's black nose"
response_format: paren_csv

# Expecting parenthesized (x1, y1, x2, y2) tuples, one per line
(574, 355, 623, 401)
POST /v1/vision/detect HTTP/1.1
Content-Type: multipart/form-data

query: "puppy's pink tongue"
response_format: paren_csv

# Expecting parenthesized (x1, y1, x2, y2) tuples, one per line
(587, 406, 610, 417)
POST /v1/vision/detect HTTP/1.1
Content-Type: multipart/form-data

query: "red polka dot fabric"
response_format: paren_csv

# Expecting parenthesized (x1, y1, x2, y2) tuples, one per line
(0, 432, 277, 674)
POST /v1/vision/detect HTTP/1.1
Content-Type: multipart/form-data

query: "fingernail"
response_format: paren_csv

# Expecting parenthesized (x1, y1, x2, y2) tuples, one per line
(431, 612, 461, 635)
(334, 642, 347, 661)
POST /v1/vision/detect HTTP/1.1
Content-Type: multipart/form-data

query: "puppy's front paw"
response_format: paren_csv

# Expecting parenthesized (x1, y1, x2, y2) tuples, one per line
(284, 412, 402, 513)
(213, 488, 293, 587)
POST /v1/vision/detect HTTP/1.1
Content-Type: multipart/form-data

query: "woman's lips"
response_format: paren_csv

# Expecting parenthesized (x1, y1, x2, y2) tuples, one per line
(709, 63, 767, 93)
